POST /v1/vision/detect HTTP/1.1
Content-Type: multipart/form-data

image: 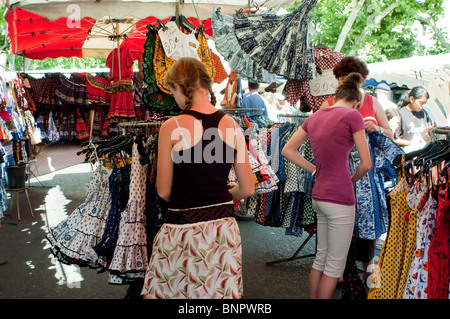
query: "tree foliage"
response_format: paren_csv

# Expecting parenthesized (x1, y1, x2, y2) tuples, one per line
(288, 0, 448, 63)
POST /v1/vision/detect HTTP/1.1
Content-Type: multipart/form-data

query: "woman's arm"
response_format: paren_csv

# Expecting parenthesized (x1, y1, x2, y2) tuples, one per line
(229, 125, 255, 201)
(281, 127, 316, 174)
(156, 120, 175, 202)
(393, 137, 413, 146)
(351, 129, 372, 184)
(368, 98, 394, 139)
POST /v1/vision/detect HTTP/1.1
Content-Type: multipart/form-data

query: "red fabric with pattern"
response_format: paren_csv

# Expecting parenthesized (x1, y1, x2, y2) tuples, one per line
(427, 184, 450, 299)
(285, 47, 344, 112)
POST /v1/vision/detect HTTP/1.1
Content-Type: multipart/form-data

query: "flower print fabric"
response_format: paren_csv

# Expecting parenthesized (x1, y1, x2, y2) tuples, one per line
(141, 26, 179, 116)
(349, 131, 404, 240)
(141, 217, 243, 299)
(233, 0, 318, 81)
(427, 182, 450, 299)
(211, 8, 276, 84)
(402, 180, 437, 299)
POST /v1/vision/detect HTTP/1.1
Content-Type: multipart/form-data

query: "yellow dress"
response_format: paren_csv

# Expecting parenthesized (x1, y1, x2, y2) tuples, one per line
(153, 30, 215, 95)
(368, 158, 417, 299)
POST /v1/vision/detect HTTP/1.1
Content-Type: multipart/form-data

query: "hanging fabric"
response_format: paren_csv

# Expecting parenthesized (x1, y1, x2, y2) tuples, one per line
(369, 132, 450, 299)
(350, 131, 404, 240)
(153, 25, 215, 95)
(46, 125, 163, 286)
(106, 44, 136, 123)
(222, 70, 243, 109)
(232, 0, 318, 81)
(141, 25, 179, 116)
(211, 8, 276, 84)
(284, 47, 344, 112)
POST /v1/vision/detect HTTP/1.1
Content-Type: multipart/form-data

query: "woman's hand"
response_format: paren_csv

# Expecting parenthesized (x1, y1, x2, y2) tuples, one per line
(365, 121, 380, 134)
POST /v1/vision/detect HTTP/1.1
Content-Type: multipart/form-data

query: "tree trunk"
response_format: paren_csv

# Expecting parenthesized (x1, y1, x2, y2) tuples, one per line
(335, 0, 366, 53)
(420, 12, 450, 53)
(349, 2, 400, 56)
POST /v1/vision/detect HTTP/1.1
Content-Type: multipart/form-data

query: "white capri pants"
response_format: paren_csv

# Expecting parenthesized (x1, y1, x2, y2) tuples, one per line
(312, 199, 355, 279)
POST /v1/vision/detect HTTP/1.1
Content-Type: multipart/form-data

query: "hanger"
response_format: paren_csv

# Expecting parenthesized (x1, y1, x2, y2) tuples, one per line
(315, 36, 327, 49)
(413, 140, 447, 168)
(392, 142, 433, 168)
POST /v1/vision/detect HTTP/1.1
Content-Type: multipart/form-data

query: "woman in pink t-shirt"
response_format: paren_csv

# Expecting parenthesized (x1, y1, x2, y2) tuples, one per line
(282, 73, 371, 299)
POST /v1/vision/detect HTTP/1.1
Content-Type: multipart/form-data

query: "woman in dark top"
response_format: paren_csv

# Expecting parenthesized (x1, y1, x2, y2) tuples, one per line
(141, 57, 254, 299)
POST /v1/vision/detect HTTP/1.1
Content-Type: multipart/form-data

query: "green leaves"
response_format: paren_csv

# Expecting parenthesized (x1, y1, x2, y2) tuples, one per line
(289, 0, 448, 62)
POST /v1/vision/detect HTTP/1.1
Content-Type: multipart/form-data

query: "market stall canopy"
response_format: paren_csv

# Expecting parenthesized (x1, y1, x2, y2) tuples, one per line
(3, 0, 284, 60)
(365, 53, 450, 89)
(2, 0, 284, 20)
(4, 7, 213, 59)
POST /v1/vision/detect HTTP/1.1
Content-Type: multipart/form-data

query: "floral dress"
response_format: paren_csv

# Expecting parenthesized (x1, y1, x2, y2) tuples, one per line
(232, 0, 318, 81)
(427, 181, 450, 299)
(402, 179, 437, 299)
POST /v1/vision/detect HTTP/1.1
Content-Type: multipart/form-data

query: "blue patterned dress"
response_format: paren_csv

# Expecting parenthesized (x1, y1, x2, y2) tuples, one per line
(349, 131, 404, 240)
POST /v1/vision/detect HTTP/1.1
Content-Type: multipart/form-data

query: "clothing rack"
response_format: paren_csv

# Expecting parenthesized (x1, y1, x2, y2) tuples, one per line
(116, 121, 163, 134)
(430, 126, 450, 138)
(267, 111, 316, 265)
(116, 121, 163, 128)
(222, 108, 265, 114)
(277, 113, 310, 118)
(277, 113, 310, 123)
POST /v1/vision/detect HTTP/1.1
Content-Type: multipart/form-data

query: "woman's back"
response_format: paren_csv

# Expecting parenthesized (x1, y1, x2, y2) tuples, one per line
(302, 106, 365, 205)
(169, 109, 237, 209)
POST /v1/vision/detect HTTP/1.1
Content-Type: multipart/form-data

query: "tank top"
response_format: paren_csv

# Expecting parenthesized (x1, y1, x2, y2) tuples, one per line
(169, 109, 237, 209)
(327, 93, 378, 125)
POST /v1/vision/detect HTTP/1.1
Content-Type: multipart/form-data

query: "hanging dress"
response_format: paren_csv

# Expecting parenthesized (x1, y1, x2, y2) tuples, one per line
(46, 166, 113, 269)
(402, 178, 437, 299)
(368, 157, 417, 299)
(75, 109, 89, 140)
(153, 28, 214, 95)
(46, 110, 60, 143)
(232, 0, 318, 81)
(106, 44, 136, 123)
(108, 140, 148, 280)
(285, 47, 344, 112)
(428, 179, 450, 299)
(142, 26, 179, 116)
(211, 8, 276, 83)
(93, 162, 131, 262)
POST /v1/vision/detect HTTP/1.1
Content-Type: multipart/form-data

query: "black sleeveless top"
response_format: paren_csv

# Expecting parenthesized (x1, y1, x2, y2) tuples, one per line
(168, 109, 237, 210)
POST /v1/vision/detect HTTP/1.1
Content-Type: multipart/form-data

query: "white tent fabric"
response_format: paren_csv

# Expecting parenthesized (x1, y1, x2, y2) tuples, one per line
(2, 0, 290, 20)
(366, 53, 450, 89)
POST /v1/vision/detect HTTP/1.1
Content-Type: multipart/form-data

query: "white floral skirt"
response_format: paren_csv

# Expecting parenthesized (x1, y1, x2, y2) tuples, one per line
(141, 217, 243, 299)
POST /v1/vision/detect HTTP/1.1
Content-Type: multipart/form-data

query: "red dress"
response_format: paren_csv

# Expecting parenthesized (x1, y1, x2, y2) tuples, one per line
(327, 93, 378, 125)
(427, 182, 450, 299)
(106, 44, 135, 123)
